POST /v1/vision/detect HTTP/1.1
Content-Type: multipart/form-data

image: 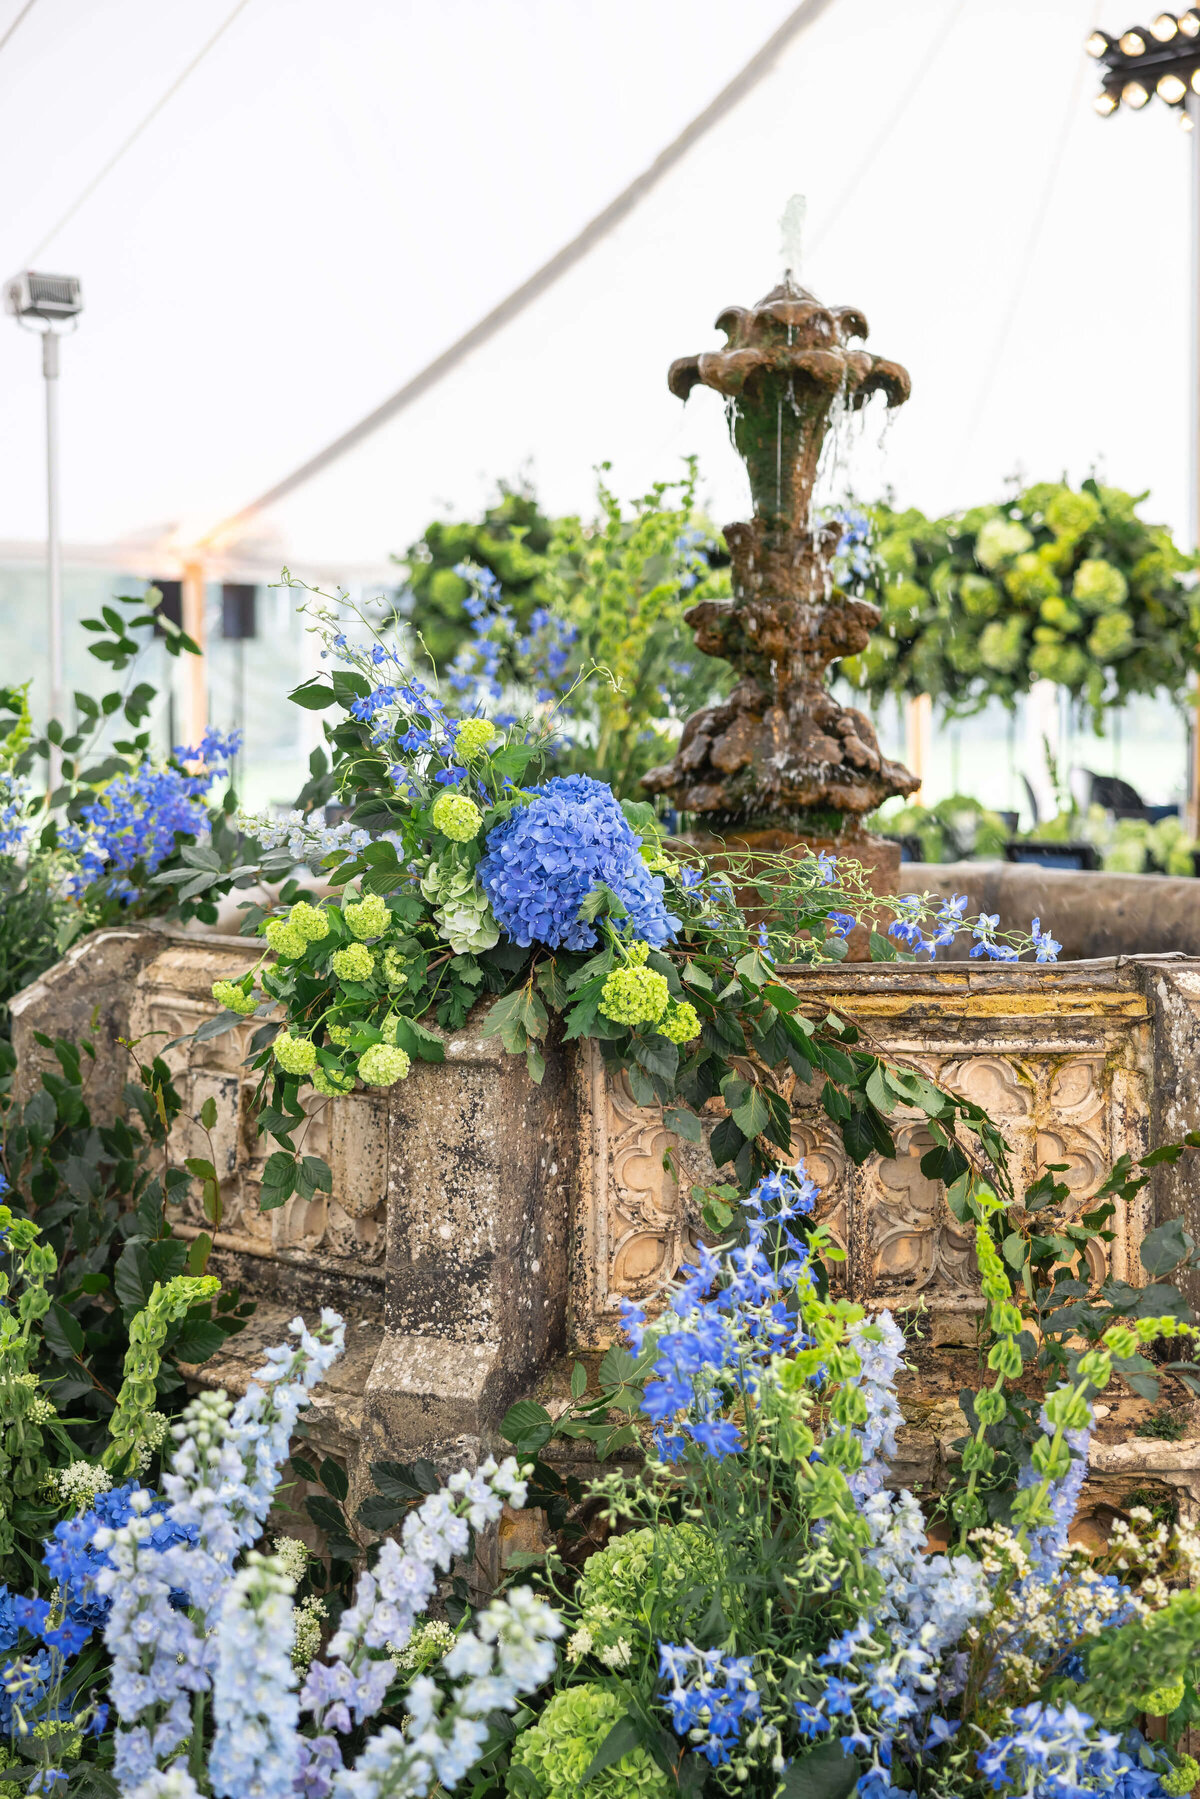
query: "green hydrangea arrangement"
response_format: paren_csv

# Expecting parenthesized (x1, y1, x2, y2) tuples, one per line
(507, 1684, 672, 1798)
(574, 1522, 724, 1659)
(842, 479, 1199, 722)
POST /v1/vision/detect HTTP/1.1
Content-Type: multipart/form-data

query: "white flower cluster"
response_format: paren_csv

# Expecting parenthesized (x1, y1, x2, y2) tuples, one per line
(240, 809, 370, 866)
(57, 1459, 113, 1510)
(389, 1617, 456, 1672)
(5, 1371, 56, 1427)
(336, 1588, 563, 1799)
(273, 1534, 311, 1583)
(292, 1595, 328, 1670)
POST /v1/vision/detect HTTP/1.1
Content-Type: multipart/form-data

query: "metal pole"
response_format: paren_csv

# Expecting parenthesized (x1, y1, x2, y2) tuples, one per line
(1189, 92, 1200, 836)
(42, 327, 63, 793)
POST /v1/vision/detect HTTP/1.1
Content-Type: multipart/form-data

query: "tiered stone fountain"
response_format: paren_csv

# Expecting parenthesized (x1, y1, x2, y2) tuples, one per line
(643, 276, 919, 911)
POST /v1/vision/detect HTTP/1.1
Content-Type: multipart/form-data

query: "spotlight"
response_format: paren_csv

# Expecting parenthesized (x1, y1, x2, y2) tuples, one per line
(1181, 7, 1200, 32)
(1119, 28, 1147, 51)
(1086, 28, 1112, 54)
(1152, 11, 1180, 38)
(1159, 70, 1188, 99)
(1094, 88, 1120, 113)
(1182, 107, 1196, 126)
(1191, 63, 1200, 87)
(1123, 78, 1151, 104)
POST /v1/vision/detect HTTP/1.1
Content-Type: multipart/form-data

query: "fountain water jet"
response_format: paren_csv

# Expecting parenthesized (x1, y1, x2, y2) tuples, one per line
(642, 276, 920, 850)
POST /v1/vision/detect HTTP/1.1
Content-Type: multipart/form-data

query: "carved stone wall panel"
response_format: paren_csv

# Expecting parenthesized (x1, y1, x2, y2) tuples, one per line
(572, 965, 1156, 1347)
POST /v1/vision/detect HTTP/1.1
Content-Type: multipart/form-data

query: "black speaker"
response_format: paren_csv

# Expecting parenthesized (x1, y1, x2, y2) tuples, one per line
(222, 584, 257, 640)
(151, 580, 183, 635)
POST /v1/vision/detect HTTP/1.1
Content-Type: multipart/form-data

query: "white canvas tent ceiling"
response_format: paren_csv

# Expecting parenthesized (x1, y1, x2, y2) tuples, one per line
(0, 0, 1192, 577)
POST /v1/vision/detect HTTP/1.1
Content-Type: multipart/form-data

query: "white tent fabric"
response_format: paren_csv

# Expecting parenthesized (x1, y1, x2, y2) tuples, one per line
(0, 0, 1192, 574)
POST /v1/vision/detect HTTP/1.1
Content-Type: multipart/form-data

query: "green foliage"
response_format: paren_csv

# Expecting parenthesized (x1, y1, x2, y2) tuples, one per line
(401, 480, 556, 670)
(0, 1029, 251, 1584)
(844, 481, 1199, 722)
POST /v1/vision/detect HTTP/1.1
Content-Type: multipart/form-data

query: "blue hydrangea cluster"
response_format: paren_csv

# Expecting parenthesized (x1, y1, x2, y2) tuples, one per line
(60, 730, 240, 900)
(657, 1643, 762, 1766)
(477, 774, 678, 950)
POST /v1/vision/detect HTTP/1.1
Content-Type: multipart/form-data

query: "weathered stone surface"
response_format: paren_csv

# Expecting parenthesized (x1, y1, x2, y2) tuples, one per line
(12, 932, 1200, 1469)
(908, 859, 1200, 961)
(10, 925, 168, 1112)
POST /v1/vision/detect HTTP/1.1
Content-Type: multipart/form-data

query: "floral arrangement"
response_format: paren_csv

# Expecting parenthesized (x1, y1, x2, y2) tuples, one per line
(4, 1153, 1200, 1799)
(841, 480, 1200, 723)
(214, 589, 1059, 1212)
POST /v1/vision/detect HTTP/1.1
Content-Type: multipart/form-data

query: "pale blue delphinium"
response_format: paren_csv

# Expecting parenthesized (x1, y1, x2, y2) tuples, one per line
(208, 1555, 299, 1799)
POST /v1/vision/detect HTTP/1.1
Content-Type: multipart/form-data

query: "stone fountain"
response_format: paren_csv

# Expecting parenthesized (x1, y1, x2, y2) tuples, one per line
(643, 275, 920, 860)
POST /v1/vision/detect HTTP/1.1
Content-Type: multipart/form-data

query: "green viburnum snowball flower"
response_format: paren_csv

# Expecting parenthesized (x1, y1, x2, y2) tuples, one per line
(211, 980, 256, 1016)
(1072, 557, 1128, 612)
(1029, 641, 1089, 688)
(975, 517, 1033, 570)
(1087, 608, 1134, 661)
(575, 1523, 724, 1658)
(1003, 552, 1060, 607)
(289, 901, 330, 941)
(310, 1066, 355, 1096)
(343, 894, 390, 939)
(357, 1043, 412, 1087)
(978, 616, 1026, 673)
(454, 717, 495, 760)
(599, 965, 669, 1027)
(431, 791, 483, 842)
(1039, 597, 1082, 634)
(331, 943, 375, 983)
(1162, 1754, 1200, 1795)
(264, 918, 306, 959)
(327, 1024, 354, 1046)
(959, 573, 1000, 619)
(274, 1035, 317, 1075)
(381, 945, 408, 987)
(1045, 486, 1101, 540)
(625, 939, 651, 966)
(507, 1685, 671, 1799)
(1135, 1678, 1185, 1717)
(659, 1001, 700, 1044)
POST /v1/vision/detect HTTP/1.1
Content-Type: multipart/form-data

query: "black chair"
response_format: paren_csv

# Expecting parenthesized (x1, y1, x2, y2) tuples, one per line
(1004, 840, 1101, 872)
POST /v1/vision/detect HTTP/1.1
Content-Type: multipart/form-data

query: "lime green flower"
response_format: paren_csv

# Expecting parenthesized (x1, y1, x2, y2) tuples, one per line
(289, 901, 330, 941)
(1039, 597, 1082, 633)
(381, 945, 408, 987)
(327, 1024, 354, 1046)
(978, 617, 1026, 673)
(659, 1001, 700, 1044)
(1087, 609, 1134, 660)
(357, 1043, 412, 1086)
(1162, 1754, 1200, 1795)
(274, 1035, 317, 1075)
(311, 1066, 355, 1096)
(332, 943, 375, 982)
(599, 965, 669, 1026)
(212, 980, 256, 1016)
(1003, 552, 1060, 606)
(343, 894, 390, 939)
(431, 792, 483, 841)
(1136, 1678, 1184, 1717)
(576, 1523, 724, 1657)
(1045, 487, 1101, 540)
(1072, 557, 1128, 612)
(454, 718, 495, 760)
(975, 517, 1033, 569)
(959, 573, 1000, 619)
(1029, 641, 1089, 687)
(507, 1685, 671, 1799)
(265, 918, 306, 959)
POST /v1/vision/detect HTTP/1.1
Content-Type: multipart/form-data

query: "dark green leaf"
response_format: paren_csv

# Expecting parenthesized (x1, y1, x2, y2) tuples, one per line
(781, 1741, 859, 1799)
(319, 1457, 350, 1501)
(581, 1716, 642, 1784)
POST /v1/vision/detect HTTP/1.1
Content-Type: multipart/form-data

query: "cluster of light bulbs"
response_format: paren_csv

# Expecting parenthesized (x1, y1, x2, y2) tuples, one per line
(1089, 11, 1200, 123)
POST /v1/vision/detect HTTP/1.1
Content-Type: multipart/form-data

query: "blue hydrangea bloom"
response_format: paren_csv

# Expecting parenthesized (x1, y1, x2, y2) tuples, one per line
(477, 774, 678, 951)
